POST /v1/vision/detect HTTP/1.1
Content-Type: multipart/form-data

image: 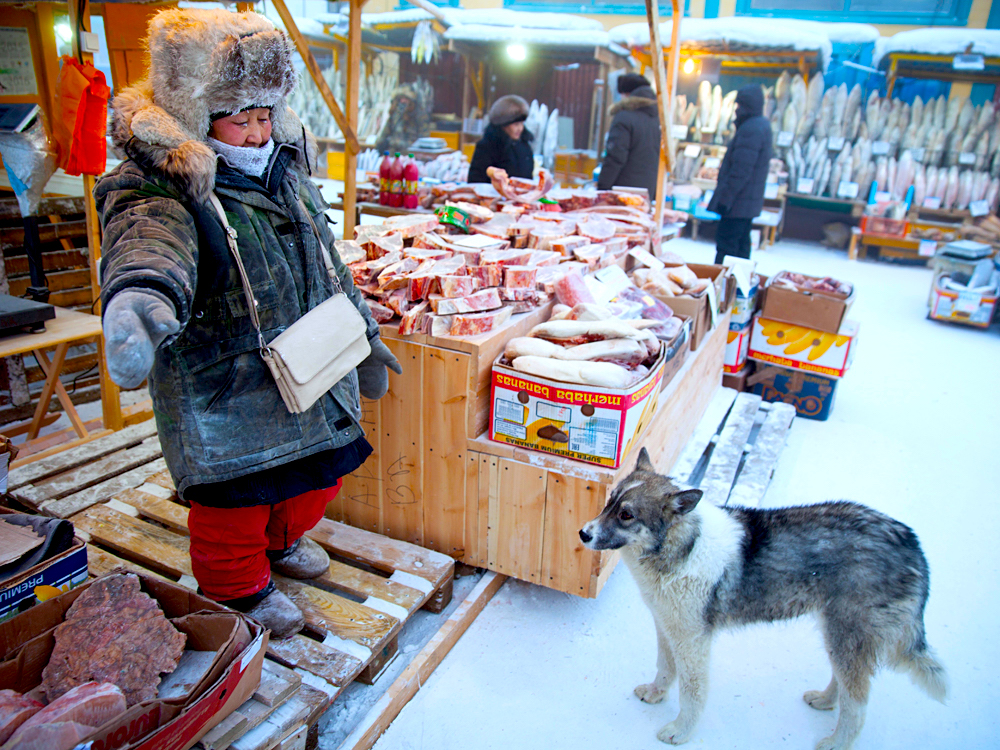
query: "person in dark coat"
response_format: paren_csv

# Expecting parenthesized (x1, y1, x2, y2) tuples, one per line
(598, 73, 661, 199)
(707, 85, 773, 263)
(468, 95, 534, 183)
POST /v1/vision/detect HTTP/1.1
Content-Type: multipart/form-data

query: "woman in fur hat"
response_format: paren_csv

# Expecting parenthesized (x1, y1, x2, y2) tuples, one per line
(96, 8, 400, 638)
(468, 94, 534, 184)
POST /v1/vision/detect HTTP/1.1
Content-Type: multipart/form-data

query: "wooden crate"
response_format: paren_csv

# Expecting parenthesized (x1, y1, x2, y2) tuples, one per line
(337, 310, 728, 597)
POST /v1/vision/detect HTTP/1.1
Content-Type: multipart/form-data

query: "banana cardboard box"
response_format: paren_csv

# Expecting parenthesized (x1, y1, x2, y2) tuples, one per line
(489, 350, 666, 469)
(747, 315, 859, 379)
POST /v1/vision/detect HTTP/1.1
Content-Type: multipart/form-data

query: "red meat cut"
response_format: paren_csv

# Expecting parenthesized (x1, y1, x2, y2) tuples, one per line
(0, 691, 42, 744)
(2, 721, 95, 750)
(41, 574, 186, 706)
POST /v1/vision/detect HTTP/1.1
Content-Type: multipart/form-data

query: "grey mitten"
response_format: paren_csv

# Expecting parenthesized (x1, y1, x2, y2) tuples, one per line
(356, 337, 402, 400)
(103, 290, 180, 389)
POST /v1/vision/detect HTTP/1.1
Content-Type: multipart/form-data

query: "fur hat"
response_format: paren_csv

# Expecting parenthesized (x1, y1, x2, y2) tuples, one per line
(111, 8, 306, 201)
(618, 73, 650, 95)
(488, 95, 529, 127)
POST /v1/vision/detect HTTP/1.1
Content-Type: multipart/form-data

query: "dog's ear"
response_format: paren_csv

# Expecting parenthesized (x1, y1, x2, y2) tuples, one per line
(671, 489, 703, 515)
(636, 447, 654, 473)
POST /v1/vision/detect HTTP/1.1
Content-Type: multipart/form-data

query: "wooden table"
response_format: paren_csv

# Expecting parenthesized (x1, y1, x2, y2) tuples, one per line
(0, 307, 114, 443)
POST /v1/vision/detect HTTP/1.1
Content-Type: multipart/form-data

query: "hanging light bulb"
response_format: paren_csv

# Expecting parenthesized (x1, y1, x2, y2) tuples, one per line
(682, 58, 695, 75)
(55, 23, 72, 44)
(507, 43, 527, 62)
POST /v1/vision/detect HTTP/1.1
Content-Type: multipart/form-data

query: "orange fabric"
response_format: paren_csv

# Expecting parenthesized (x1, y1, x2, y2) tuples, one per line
(54, 56, 111, 176)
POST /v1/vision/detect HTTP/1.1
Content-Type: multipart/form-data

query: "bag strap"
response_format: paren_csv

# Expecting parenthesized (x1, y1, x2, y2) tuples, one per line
(298, 200, 344, 294)
(207, 193, 269, 353)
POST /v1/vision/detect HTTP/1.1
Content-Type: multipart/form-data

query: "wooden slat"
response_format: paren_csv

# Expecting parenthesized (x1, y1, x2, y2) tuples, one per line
(700, 392, 762, 507)
(197, 710, 249, 750)
(271, 575, 399, 650)
(253, 660, 301, 708)
(85, 544, 172, 583)
(489, 459, 547, 584)
(25, 352, 99, 384)
(145, 470, 176, 491)
(670, 386, 738, 483)
(314, 559, 424, 611)
(7, 268, 92, 296)
(306, 517, 453, 587)
(541, 473, 604, 597)
(202, 698, 282, 750)
(267, 635, 364, 688)
(113, 487, 190, 533)
(231, 682, 330, 750)
(463, 453, 480, 566)
(4, 249, 89, 276)
(72, 504, 192, 578)
(726, 402, 795, 508)
(476, 454, 496, 569)
(0, 219, 87, 247)
(42, 458, 169, 518)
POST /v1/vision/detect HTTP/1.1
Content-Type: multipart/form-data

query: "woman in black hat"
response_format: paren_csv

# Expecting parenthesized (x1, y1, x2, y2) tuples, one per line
(598, 73, 661, 199)
(468, 95, 534, 184)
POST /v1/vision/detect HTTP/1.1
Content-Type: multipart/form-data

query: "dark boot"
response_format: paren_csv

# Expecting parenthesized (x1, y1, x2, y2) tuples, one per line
(245, 588, 304, 639)
(268, 537, 329, 579)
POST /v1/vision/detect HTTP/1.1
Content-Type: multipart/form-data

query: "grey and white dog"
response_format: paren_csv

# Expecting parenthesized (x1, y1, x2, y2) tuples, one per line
(580, 448, 947, 750)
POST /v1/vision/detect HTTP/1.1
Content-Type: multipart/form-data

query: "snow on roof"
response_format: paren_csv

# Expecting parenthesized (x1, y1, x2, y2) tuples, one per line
(444, 24, 617, 50)
(355, 8, 603, 32)
(873, 28, 1000, 69)
(609, 17, 832, 69)
(264, 10, 330, 42)
(772, 19, 879, 46)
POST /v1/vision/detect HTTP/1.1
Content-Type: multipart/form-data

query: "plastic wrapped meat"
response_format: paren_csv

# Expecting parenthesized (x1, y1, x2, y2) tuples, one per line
(3, 721, 96, 750)
(0, 692, 42, 744)
(12, 683, 125, 740)
(429, 288, 502, 315)
(553, 270, 596, 307)
(503, 266, 537, 290)
(614, 285, 676, 321)
(559, 338, 648, 366)
(576, 215, 617, 242)
(566, 303, 613, 321)
(548, 236, 590, 256)
(511, 356, 635, 388)
(529, 319, 652, 345)
(449, 306, 513, 336)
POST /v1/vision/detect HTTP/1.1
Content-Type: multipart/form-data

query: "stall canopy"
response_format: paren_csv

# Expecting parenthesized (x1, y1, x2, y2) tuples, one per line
(873, 28, 1000, 70)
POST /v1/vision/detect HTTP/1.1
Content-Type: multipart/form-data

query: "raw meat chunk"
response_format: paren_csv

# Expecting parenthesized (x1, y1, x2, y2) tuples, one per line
(499, 288, 545, 303)
(3, 721, 96, 750)
(0, 692, 42, 744)
(384, 290, 409, 317)
(471, 264, 503, 288)
(382, 214, 439, 238)
(403, 247, 452, 262)
(503, 266, 537, 290)
(480, 248, 532, 267)
(449, 306, 513, 336)
(438, 276, 479, 298)
(365, 300, 394, 323)
(525, 250, 561, 267)
(364, 232, 403, 260)
(333, 240, 365, 265)
(554, 270, 596, 307)
(13, 683, 125, 738)
(42, 574, 186, 706)
(429, 288, 502, 315)
(398, 301, 429, 335)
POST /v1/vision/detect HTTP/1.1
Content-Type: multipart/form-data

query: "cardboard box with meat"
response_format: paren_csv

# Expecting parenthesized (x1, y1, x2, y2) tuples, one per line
(0, 570, 265, 750)
(760, 271, 855, 334)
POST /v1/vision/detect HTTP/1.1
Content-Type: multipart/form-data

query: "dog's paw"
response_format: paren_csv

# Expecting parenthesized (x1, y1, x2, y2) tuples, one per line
(634, 683, 667, 703)
(656, 720, 693, 745)
(803, 689, 837, 711)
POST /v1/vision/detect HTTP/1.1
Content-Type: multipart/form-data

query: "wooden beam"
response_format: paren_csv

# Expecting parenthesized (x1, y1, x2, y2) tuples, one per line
(404, 0, 448, 23)
(270, 0, 359, 155)
(645, 0, 676, 233)
(342, 0, 363, 240)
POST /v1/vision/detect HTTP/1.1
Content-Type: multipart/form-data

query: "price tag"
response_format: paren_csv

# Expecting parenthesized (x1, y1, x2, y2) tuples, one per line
(796, 177, 814, 194)
(777, 131, 794, 147)
(629, 247, 665, 270)
(684, 144, 701, 158)
(912, 148, 925, 163)
(875, 190, 892, 203)
(837, 181, 860, 199)
(918, 239, 937, 257)
(704, 156, 721, 169)
(969, 199, 990, 217)
(956, 290, 983, 313)
(673, 194, 693, 211)
(923, 196, 942, 209)
(959, 152, 976, 165)
(764, 183, 779, 199)
(872, 141, 890, 156)
(672, 124, 689, 140)
(828, 136, 846, 151)
(953, 53, 985, 71)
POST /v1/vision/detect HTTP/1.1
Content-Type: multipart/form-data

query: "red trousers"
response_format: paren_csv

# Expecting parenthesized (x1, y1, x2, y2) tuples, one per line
(188, 480, 340, 601)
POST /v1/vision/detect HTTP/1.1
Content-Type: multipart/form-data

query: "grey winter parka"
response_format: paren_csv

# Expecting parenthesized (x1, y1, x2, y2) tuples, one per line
(598, 86, 661, 198)
(96, 135, 379, 500)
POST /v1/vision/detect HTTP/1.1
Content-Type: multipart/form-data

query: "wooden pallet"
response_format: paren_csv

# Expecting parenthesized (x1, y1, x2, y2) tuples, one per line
(671, 388, 796, 508)
(6, 423, 455, 750)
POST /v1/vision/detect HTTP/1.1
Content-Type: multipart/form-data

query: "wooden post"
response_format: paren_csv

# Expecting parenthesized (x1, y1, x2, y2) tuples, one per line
(645, 0, 681, 233)
(68, 0, 123, 431)
(460, 56, 471, 152)
(343, 0, 363, 240)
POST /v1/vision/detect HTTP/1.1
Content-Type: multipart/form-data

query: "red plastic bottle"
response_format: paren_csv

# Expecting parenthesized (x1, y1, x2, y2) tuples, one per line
(378, 152, 392, 205)
(403, 154, 420, 210)
(389, 153, 404, 208)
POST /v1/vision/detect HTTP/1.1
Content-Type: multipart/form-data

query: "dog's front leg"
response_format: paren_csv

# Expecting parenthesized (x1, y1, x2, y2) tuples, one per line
(635, 620, 676, 703)
(657, 634, 710, 745)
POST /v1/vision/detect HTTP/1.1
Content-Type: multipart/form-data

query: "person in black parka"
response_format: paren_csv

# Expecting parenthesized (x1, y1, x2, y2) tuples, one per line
(468, 95, 534, 184)
(598, 73, 661, 199)
(707, 85, 773, 263)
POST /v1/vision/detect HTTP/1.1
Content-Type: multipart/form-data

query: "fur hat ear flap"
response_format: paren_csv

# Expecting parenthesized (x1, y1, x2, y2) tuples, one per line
(635, 447, 654, 473)
(670, 489, 703, 515)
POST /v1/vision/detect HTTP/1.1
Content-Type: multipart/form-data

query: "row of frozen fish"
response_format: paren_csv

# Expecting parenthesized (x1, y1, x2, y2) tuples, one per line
(672, 82, 738, 144)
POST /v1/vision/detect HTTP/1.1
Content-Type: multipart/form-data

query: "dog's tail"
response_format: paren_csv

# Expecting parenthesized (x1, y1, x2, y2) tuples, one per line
(897, 635, 948, 703)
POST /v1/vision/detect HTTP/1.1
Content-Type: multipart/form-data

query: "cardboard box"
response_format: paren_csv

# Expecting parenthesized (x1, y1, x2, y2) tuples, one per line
(724, 320, 751, 374)
(660, 263, 735, 351)
(730, 273, 760, 327)
(489, 350, 666, 469)
(747, 315, 859, 379)
(0, 514, 88, 623)
(761, 271, 855, 334)
(748, 364, 838, 421)
(929, 279, 998, 328)
(0, 570, 266, 750)
(722, 362, 752, 392)
(659, 316, 690, 390)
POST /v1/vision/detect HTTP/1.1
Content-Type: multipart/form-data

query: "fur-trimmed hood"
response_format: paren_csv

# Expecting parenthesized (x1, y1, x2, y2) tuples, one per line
(111, 8, 313, 202)
(610, 86, 658, 116)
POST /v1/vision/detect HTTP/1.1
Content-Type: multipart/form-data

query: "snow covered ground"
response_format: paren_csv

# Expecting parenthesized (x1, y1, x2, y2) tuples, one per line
(358, 237, 1000, 750)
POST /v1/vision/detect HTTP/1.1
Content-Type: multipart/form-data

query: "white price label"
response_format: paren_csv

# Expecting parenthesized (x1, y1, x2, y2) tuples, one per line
(704, 156, 721, 169)
(629, 247, 665, 270)
(923, 196, 942, 209)
(872, 141, 890, 155)
(764, 183, 779, 199)
(684, 144, 702, 158)
(672, 124, 689, 139)
(912, 148, 925, 162)
(959, 152, 977, 165)
(828, 136, 846, 151)
(777, 131, 794, 147)
(673, 194, 693, 211)
(956, 290, 983, 313)
(918, 239, 937, 257)
(875, 190, 892, 203)
(796, 177, 814, 194)
(837, 181, 860, 199)
(953, 53, 985, 71)
(969, 199, 990, 217)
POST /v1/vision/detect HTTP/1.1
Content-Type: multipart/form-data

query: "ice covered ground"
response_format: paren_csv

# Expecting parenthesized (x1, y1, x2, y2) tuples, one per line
(359, 237, 1000, 750)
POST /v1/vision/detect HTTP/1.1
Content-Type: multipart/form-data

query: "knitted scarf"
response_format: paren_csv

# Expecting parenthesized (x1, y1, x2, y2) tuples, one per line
(207, 137, 275, 177)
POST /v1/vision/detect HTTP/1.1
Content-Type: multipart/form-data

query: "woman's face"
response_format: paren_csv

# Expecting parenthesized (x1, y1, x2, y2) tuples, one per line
(503, 121, 525, 140)
(209, 108, 272, 147)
